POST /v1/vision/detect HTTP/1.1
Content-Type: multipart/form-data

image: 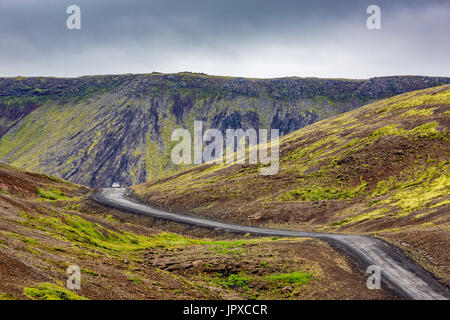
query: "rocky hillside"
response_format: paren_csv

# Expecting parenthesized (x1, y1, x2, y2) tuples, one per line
(134, 85, 450, 284)
(1, 73, 449, 187)
(0, 163, 392, 300)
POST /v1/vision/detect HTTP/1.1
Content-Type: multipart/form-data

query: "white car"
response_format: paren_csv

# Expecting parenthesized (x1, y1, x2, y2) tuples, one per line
(112, 182, 120, 188)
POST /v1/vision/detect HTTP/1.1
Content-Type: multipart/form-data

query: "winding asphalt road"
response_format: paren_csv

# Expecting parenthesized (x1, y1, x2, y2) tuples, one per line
(91, 188, 449, 300)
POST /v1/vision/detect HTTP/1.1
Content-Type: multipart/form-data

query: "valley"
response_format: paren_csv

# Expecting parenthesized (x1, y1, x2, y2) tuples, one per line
(0, 74, 449, 300)
(134, 84, 450, 286)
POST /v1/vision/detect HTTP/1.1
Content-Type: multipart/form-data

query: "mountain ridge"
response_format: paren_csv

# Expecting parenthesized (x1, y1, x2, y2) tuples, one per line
(1, 73, 449, 187)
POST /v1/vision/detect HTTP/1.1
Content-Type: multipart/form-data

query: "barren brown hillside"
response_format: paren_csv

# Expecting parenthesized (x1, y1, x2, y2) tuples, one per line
(0, 163, 392, 300)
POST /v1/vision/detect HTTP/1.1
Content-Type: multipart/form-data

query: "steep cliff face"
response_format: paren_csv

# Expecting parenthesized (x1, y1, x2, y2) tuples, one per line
(0, 73, 449, 187)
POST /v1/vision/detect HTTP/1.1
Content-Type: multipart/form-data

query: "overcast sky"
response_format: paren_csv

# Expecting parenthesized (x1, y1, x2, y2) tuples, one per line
(0, 0, 449, 78)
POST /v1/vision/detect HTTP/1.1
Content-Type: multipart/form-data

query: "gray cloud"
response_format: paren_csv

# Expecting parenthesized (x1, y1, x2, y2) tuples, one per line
(0, 0, 449, 78)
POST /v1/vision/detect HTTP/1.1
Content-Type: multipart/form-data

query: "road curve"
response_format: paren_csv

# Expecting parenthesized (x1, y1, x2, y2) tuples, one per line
(91, 188, 449, 300)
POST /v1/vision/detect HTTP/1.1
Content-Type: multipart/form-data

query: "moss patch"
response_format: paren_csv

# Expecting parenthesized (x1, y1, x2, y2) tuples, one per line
(24, 282, 88, 300)
(36, 188, 71, 201)
(264, 272, 312, 285)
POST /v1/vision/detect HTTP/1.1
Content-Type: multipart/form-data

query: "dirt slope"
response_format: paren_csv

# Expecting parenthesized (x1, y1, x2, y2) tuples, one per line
(0, 163, 392, 300)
